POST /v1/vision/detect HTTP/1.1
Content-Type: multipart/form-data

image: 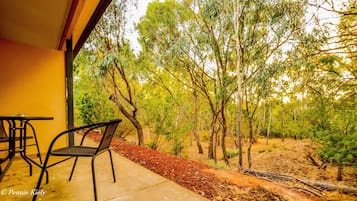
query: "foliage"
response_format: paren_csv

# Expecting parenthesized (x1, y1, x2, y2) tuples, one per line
(318, 130, 357, 168)
(76, 92, 98, 125)
(172, 139, 185, 156)
(145, 140, 160, 150)
(208, 160, 228, 169)
(312, 96, 357, 167)
(76, 0, 146, 145)
(226, 149, 239, 159)
(73, 0, 357, 175)
(74, 51, 116, 125)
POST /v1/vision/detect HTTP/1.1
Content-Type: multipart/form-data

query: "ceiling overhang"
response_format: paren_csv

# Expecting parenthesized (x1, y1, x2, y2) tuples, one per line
(0, 0, 111, 53)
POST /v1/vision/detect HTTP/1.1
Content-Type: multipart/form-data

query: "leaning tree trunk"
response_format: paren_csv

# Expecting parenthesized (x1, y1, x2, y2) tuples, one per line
(109, 95, 144, 146)
(131, 117, 144, 146)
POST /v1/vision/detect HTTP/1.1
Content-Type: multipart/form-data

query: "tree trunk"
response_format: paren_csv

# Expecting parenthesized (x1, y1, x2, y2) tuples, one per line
(281, 107, 285, 142)
(208, 114, 218, 160)
(266, 102, 272, 145)
(262, 104, 266, 135)
(193, 87, 203, 154)
(133, 118, 144, 146)
(244, 169, 357, 195)
(235, 0, 243, 171)
(213, 129, 217, 163)
(221, 103, 229, 165)
(109, 95, 144, 145)
(247, 117, 253, 169)
(337, 165, 343, 181)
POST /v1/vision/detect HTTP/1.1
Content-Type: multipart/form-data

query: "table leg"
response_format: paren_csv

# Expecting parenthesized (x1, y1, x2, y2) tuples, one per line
(0, 120, 16, 181)
(19, 120, 33, 176)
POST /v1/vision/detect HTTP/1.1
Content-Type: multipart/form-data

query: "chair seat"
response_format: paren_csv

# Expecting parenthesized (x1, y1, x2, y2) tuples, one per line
(51, 146, 97, 156)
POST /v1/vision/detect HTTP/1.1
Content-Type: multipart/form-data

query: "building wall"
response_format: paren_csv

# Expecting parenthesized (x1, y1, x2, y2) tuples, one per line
(0, 39, 67, 155)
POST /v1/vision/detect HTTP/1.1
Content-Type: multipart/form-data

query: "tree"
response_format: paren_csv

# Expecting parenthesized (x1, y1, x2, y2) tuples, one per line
(77, 0, 144, 145)
(138, 0, 324, 168)
(234, 0, 308, 168)
(74, 0, 357, 178)
(285, 0, 357, 179)
(137, 0, 237, 161)
(74, 49, 117, 125)
(234, 0, 244, 171)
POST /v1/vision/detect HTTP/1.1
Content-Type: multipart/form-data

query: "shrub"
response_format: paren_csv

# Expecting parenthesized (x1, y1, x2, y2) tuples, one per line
(226, 149, 239, 159)
(145, 140, 159, 150)
(172, 140, 185, 155)
(208, 160, 228, 169)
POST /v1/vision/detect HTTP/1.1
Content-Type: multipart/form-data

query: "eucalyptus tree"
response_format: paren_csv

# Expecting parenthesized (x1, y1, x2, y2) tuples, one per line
(279, 0, 357, 179)
(138, 0, 240, 163)
(189, 0, 237, 163)
(310, 1, 357, 179)
(335, 1, 357, 82)
(234, 0, 244, 170)
(138, 0, 223, 158)
(139, 75, 191, 153)
(304, 55, 357, 180)
(234, 0, 309, 168)
(74, 49, 117, 125)
(78, 0, 144, 145)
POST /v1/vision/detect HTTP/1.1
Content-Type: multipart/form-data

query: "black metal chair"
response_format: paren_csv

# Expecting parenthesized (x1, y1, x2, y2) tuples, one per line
(0, 120, 43, 175)
(32, 119, 122, 201)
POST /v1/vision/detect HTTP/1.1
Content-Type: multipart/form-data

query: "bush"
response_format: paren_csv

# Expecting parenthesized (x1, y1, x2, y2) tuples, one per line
(172, 140, 185, 155)
(145, 140, 159, 150)
(208, 160, 228, 169)
(265, 147, 273, 152)
(226, 149, 239, 159)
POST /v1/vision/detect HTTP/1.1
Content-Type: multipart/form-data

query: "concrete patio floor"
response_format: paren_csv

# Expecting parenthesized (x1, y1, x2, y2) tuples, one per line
(0, 136, 209, 201)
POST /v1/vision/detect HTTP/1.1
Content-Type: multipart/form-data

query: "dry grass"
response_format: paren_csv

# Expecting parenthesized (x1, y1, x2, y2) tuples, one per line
(125, 132, 357, 201)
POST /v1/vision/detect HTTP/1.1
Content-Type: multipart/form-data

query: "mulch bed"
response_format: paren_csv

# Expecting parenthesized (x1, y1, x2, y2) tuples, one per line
(86, 133, 291, 201)
(112, 139, 222, 199)
(87, 132, 219, 199)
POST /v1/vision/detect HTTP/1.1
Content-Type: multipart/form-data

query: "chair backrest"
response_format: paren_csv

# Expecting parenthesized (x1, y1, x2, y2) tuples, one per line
(0, 120, 8, 139)
(96, 119, 121, 153)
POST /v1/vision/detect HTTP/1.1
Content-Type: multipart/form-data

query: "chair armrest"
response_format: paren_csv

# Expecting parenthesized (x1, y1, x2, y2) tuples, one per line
(46, 122, 107, 154)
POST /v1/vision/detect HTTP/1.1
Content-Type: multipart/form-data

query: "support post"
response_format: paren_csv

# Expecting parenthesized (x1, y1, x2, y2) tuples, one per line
(66, 38, 74, 146)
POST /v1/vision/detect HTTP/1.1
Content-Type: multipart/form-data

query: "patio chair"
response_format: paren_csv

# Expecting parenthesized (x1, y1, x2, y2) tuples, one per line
(32, 119, 122, 201)
(0, 120, 43, 173)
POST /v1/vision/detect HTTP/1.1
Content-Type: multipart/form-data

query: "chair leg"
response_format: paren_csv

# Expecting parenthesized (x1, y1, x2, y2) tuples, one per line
(29, 123, 43, 164)
(33, 134, 43, 164)
(91, 156, 98, 201)
(108, 149, 116, 182)
(32, 153, 50, 201)
(69, 157, 79, 181)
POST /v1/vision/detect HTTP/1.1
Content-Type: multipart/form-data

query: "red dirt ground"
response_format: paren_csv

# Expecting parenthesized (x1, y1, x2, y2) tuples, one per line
(87, 132, 323, 201)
